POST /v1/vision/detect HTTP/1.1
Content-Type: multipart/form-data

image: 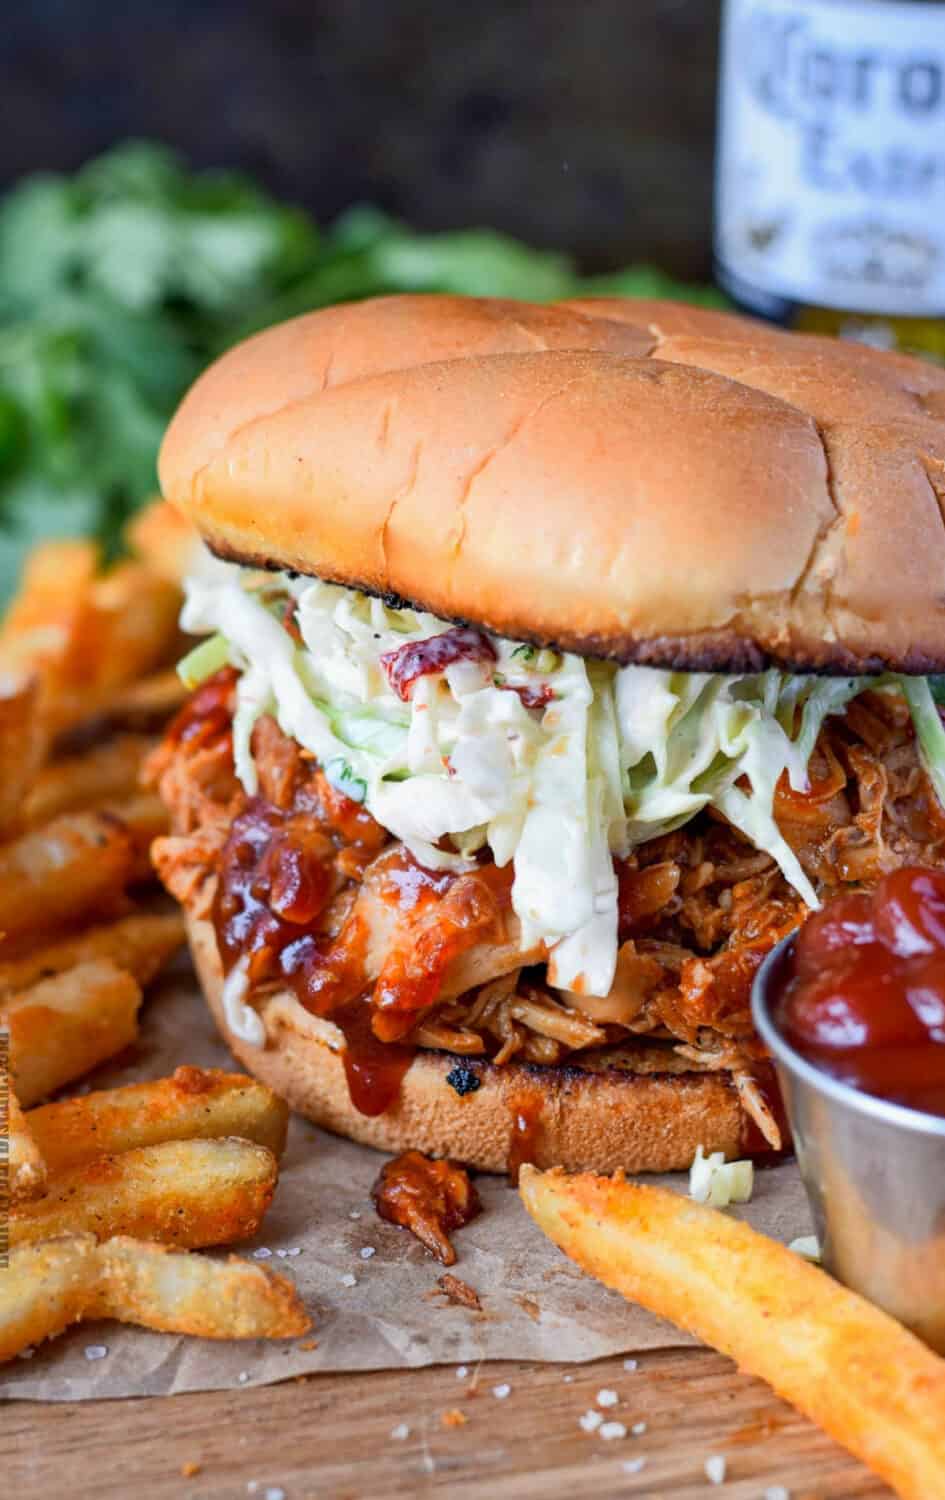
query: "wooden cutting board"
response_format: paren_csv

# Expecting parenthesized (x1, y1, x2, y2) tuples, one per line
(0, 1347, 891, 1498)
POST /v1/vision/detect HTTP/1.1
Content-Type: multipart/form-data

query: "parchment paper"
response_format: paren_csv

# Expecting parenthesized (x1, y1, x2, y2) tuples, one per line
(1, 963, 812, 1402)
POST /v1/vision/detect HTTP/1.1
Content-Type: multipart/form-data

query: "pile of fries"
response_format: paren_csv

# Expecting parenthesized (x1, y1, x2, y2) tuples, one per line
(0, 505, 310, 1359)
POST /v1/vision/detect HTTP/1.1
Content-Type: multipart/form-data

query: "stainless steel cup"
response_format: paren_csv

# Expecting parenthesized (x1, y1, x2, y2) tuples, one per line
(753, 935, 945, 1352)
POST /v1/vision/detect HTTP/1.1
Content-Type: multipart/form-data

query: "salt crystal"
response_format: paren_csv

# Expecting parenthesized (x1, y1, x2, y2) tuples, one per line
(247, 1486, 259, 1496)
(390, 1423, 410, 1441)
(286, 1247, 301, 1257)
(360, 1247, 376, 1260)
(764, 1490, 790, 1500)
(600, 1421, 627, 1441)
(17, 1348, 35, 1360)
(84, 1345, 108, 1362)
(264, 1489, 286, 1500)
(596, 1388, 618, 1408)
(579, 1410, 603, 1433)
(705, 1454, 727, 1485)
(252, 1248, 272, 1260)
(275, 1249, 288, 1259)
(238, 1371, 250, 1384)
(631, 1421, 647, 1436)
(623, 1357, 638, 1371)
(622, 1456, 647, 1475)
(349, 1210, 361, 1220)
(340, 1273, 357, 1288)
(456, 1365, 469, 1379)
(563, 1373, 574, 1382)
(492, 1383, 511, 1400)
(788, 1235, 821, 1262)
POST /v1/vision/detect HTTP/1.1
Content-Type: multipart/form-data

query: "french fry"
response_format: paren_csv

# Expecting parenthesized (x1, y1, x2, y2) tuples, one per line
(7, 1088, 47, 1203)
(125, 498, 199, 585)
(3, 961, 142, 1107)
(27, 1067, 289, 1173)
(0, 540, 98, 665)
(0, 676, 46, 839)
(0, 910, 184, 998)
(105, 791, 170, 878)
(9, 1137, 279, 1249)
(89, 562, 182, 696)
(24, 735, 156, 827)
(0, 812, 135, 944)
(0, 1234, 310, 1363)
(97, 670, 188, 731)
(520, 1167, 945, 1500)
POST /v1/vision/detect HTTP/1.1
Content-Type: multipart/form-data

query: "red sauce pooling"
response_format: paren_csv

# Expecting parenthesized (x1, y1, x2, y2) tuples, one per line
(166, 666, 238, 751)
(335, 997, 414, 1117)
(380, 626, 497, 701)
(507, 1091, 543, 1185)
(777, 867, 945, 1114)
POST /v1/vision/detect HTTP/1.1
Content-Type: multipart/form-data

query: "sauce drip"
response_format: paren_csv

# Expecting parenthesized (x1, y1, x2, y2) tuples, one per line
(165, 666, 238, 751)
(335, 998, 414, 1117)
(380, 625, 497, 701)
(371, 1149, 482, 1264)
(507, 1092, 543, 1185)
(776, 866, 945, 1114)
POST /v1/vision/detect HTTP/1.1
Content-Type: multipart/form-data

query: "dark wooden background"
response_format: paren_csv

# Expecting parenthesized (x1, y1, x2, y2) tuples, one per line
(1, 0, 722, 275)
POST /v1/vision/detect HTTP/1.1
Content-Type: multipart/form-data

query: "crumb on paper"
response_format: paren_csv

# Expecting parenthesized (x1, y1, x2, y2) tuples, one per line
(600, 1421, 627, 1441)
(180, 1461, 202, 1478)
(596, 1388, 618, 1408)
(705, 1454, 727, 1485)
(390, 1423, 410, 1441)
(788, 1235, 821, 1262)
(492, 1383, 511, 1400)
(579, 1410, 603, 1433)
(441, 1408, 467, 1428)
(433, 1272, 482, 1310)
(297, 1340, 318, 1352)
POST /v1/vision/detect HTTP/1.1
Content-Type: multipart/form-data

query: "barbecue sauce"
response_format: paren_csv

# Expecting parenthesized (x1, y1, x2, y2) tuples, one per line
(506, 1092, 543, 1185)
(372, 1149, 482, 1264)
(777, 867, 945, 1114)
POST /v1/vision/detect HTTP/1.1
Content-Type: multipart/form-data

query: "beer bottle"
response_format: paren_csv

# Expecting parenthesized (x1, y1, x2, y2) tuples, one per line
(715, 0, 945, 358)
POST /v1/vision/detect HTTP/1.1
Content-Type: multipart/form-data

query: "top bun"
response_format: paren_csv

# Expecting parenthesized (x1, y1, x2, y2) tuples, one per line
(159, 293, 945, 673)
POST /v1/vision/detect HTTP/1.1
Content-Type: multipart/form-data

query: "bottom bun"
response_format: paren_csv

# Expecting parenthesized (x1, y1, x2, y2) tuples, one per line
(189, 915, 759, 1174)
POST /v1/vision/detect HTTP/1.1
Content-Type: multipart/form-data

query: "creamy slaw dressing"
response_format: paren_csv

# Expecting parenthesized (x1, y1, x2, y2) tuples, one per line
(179, 554, 945, 1000)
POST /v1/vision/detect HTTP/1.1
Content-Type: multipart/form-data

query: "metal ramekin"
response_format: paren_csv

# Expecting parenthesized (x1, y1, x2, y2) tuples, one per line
(753, 935, 945, 1353)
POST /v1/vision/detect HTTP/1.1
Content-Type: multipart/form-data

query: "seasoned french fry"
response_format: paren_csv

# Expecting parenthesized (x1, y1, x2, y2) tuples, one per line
(0, 910, 184, 998)
(105, 791, 170, 878)
(126, 498, 199, 585)
(97, 1236, 309, 1339)
(24, 735, 156, 827)
(0, 1234, 309, 1363)
(7, 1087, 47, 1203)
(9, 1137, 279, 1249)
(3, 961, 142, 1107)
(0, 812, 135, 944)
(89, 562, 182, 695)
(27, 1067, 289, 1173)
(97, 670, 188, 730)
(0, 1235, 101, 1364)
(0, 676, 46, 839)
(520, 1167, 945, 1500)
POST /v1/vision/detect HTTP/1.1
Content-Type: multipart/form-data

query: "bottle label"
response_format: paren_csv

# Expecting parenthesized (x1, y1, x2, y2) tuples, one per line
(716, 0, 945, 315)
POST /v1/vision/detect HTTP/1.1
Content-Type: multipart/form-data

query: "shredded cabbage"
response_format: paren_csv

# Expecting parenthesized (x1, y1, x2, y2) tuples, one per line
(178, 555, 945, 997)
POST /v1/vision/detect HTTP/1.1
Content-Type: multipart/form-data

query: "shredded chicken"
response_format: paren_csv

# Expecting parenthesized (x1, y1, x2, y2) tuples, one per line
(149, 676, 945, 1148)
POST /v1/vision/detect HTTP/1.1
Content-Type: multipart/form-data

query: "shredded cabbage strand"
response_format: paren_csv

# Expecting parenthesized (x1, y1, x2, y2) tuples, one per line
(178, 555, 945, 998)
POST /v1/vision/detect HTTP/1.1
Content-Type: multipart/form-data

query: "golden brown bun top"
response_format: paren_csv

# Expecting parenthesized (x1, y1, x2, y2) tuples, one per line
(159, 293, 945, 673)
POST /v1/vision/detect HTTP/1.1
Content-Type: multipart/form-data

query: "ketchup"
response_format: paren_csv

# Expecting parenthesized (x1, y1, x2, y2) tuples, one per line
(776, 867, 945, 1114)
